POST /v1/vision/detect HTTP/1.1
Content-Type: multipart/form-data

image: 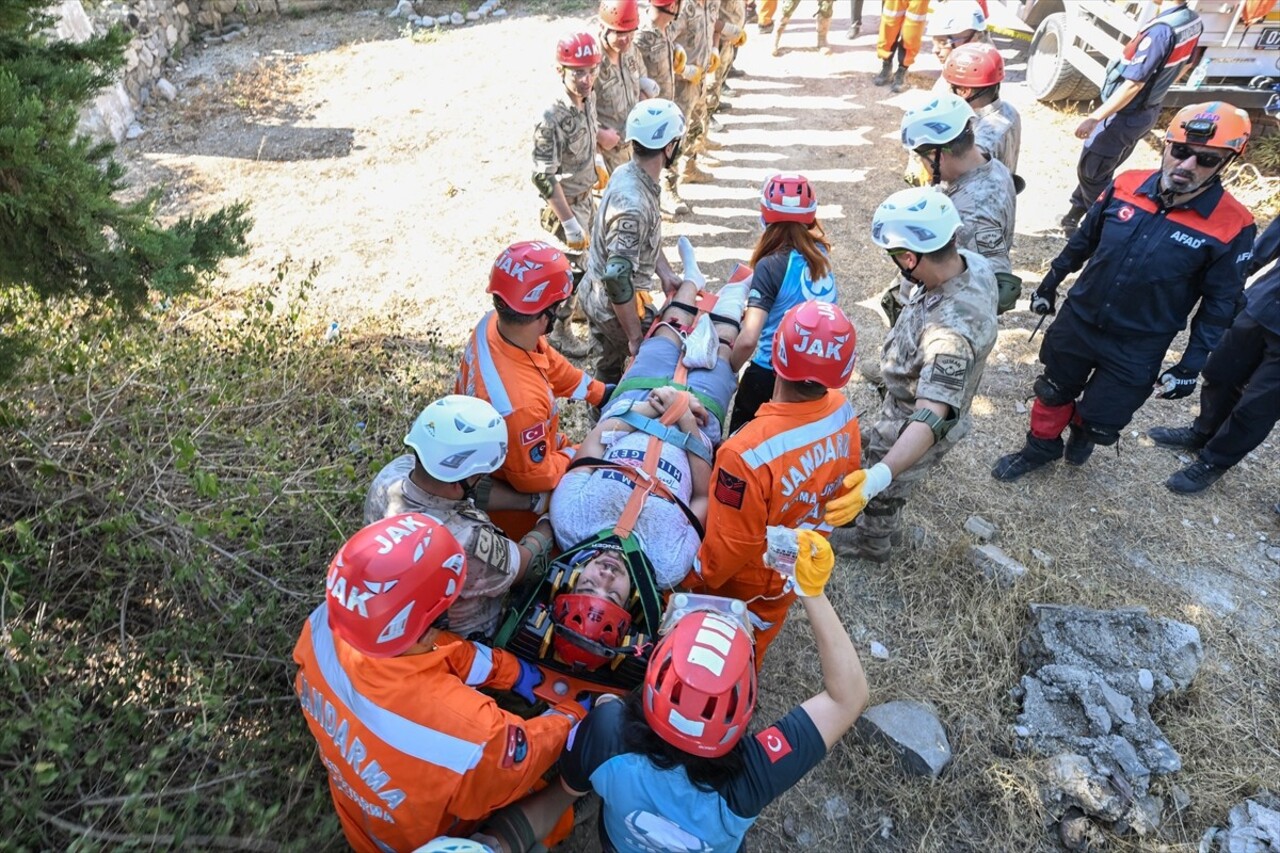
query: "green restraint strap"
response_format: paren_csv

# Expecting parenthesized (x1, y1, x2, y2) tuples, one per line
(611, 376, 726, 431)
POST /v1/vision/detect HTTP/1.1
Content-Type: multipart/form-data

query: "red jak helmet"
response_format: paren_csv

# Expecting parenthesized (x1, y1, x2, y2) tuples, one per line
(325, 513, 467, 659)
(772, 300, 857, 389)
(599, 0, 641, 31)
(944, 42, 1004, 89)
(643, 612, 756, 757)
(557, 31, 603, 68)
(487, 241, 574, 315)
(760, 173, 818, 225)
(551, 593, 634, 670)
(650, 0, 680, 9)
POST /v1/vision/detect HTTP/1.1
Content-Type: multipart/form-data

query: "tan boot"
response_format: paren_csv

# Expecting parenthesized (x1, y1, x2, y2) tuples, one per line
(661, 172, 689, 216)
(771, 19, 787, 55)
(680, 157, 714, 184)
(816, 16, 832, 54)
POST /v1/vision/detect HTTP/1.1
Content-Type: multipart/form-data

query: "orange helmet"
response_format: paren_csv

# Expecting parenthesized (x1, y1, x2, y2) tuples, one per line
(557, 31, 602, 68)
(487, 241, 573, 314)
(944, 42, 1004, 89)
(599, 0, 640, 31)
(1165, 101, 1251, 155)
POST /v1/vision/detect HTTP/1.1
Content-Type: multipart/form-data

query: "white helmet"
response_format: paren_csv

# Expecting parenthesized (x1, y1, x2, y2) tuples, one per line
(871, 187, 962, 254)
(405, 395, 508, 482)
(926, 0, 986, 37)
(900, 94, 976, 150)
(412, 839, 496, 853)
(625, 98, 686, 148)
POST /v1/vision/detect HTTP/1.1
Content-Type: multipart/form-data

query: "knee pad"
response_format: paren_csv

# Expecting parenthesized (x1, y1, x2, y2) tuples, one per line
(1079, 422, 1121, 446)
(1033, 374, 1075, 408)
(1030, 397, 1075, 441)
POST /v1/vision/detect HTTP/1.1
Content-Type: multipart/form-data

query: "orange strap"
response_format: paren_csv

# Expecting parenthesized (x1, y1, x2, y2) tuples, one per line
(613, 391, 691, 539)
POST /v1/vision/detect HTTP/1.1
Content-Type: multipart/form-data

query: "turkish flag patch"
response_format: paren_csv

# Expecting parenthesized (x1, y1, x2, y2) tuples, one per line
(502, 724, 528, 768)
(714, 469, 746, 509)
(520, 422, 547, 446)
(756, 726, 793, 763)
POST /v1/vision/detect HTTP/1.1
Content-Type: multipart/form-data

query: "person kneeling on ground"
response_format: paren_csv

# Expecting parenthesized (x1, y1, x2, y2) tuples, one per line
(363, 395, 557, 642)
(552, 259, 750, 589)
(293, 513, 586, 852)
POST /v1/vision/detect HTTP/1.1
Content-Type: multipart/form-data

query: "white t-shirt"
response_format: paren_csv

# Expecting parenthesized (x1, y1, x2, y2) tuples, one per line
(550, 431, 700, 589)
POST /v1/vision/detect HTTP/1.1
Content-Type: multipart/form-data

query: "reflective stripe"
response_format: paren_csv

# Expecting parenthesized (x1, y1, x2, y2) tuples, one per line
(308, 605, 486, 774)
(563, 445, 577, 460)
(905, 10, 928, 21)
(472, 312, 515, 416)
(465, 642, 494, 686)
(740, 401, 856, 469)
(570, 373, 592, 401)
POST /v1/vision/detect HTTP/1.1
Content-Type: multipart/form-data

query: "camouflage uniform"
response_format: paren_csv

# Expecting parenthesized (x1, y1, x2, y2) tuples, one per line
(533, 90, 599, 247)
(364, 455, 520, 642)
(855, 250, 998, 549)
(582, 160, 663, 383)
(669, 0, 715, 157)
(707, 0, 745, 114)
(635, 20, 677, 101)
(973, 99, 1022, 176)
(595, 43, 646, 173)
(946, 156, 1016, 277)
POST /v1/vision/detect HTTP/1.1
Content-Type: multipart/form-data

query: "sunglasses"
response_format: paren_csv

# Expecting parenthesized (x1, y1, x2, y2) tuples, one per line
(913, 145, 950, 160)
(1168, 142, 1226, 168)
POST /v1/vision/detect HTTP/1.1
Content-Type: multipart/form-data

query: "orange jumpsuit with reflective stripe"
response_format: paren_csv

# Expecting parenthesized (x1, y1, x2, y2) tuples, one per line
(293, 604, 575, 853)
(684, 391, 860, 664)
(456, 312, 606, 494)
(877, 0, 930, 66)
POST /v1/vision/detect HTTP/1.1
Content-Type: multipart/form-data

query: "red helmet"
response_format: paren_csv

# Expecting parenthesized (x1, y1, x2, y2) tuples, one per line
(944, 42, 1004, 89)
(771, 300, 857, 388)
(650, 0, 680, 8)
(487, 241, 574, 314)
(551, 593, 633, 669)
(557, 31, 602, 68)
(599, 0, 640, 31)
(643, 612, 756, 757)
(325, 513, 466, 658)
(760, 174, 818, 225)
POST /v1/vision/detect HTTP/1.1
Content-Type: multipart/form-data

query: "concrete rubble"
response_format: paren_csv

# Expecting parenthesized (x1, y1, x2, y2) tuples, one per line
(970, 543, 1028, 587)
(1014, 604, 1204, 841)
(855, 699, 953, 778)
(1201, 795, 1280, 853)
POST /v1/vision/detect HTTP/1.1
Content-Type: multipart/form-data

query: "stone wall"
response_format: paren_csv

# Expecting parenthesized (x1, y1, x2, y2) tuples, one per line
(60, 0, 345, 142)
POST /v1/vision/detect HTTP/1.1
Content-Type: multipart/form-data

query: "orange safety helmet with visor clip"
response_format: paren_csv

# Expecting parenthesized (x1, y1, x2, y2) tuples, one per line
(1165, 101, 1251, 156)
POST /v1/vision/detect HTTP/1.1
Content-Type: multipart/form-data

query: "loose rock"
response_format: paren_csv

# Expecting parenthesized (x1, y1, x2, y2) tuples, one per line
(869, 641, 889, 661)
(155, 78, 177, 101)
(491, 8, 507, 16)
(389, 0, 414, 17)
(125, 121, 145, 140)
(855, 700, 952, 778)
(1205, 795, 1280, 852)
(964, 515, 998, 542)
(823, 796, 850, 821)
(450, 10, 465, 24)
(970, 544, 1027, 587)
(465, 10, 479, 20)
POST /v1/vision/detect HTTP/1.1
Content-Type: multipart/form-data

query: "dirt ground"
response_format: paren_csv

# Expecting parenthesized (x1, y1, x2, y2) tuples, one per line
(120, 1, 1280, 849)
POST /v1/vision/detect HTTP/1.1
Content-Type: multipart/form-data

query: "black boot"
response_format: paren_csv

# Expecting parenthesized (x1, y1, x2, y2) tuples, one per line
(1166, 460, 1229, 494)
(1064, 424, 1095, 466)
(890, 65, 909, 93)
(1148, 425, 1208, 450)
(992, 433, 1064, 482)
(872, 57, 893, 86)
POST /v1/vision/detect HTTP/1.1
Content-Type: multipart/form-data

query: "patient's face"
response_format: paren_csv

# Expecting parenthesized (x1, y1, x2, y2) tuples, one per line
(574, 552, 632, 607)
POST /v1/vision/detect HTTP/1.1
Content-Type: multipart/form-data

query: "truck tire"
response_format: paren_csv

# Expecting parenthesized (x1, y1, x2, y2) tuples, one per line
(1027, 12, 1100, 103)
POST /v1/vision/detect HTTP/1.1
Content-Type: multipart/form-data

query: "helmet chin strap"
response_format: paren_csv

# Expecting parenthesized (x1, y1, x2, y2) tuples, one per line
(1157, 156, 1231, 207)
(930, 148, 943, 187)
(895, 252, 925, 286)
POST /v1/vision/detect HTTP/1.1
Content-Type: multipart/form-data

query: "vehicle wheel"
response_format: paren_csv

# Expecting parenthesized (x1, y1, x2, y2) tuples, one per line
(1027, 12, 1100, 103)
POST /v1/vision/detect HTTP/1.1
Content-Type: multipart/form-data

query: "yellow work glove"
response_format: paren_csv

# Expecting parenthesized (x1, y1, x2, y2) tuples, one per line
(722, 23, 747, 46)
(680, 63, 703, 85)
(764, 526, 835, 597)
(673, 44, 688, 74)
(562, 216, 590, 252)
(823, 462, 893, 528)
(594, 154, 609, 191)
(707, 52, 721, 75)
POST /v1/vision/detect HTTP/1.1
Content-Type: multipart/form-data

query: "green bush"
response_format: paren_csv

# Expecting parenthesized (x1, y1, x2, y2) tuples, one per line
(0, 260, 458, 850)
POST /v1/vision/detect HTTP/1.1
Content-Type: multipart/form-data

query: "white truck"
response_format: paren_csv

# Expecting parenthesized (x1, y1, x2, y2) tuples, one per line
(997, 0, 1280, 110)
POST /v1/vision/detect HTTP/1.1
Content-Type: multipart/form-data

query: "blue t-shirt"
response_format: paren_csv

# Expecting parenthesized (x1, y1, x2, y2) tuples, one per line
(748, 248, 837, 371)
(559, 700, 827, 853)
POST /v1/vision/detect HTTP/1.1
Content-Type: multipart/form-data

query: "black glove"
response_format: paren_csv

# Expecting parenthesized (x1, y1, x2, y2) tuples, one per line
(600, 383, 617, 406)
(1030, 283, 1057, 316)
(1156, 364, 1198, 400)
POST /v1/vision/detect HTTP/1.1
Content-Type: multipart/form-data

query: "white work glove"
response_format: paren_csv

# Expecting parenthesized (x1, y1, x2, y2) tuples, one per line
(562, 216, 588, 251)
(764, 527, 835, 597)
(823, 462, 892, 527)
(638, 76, 659, 98)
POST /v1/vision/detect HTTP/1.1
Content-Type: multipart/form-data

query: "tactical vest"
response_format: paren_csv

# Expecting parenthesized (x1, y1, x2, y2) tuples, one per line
(1101, 6, 1202, 111)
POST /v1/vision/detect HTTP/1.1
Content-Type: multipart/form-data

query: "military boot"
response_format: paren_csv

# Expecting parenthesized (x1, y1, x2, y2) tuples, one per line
(546, 318, 590, 358)
(1064, 423, 1095, 466)
(991, 433, 1064, 482)
(680, 156, 714, 184)
(661, 171, 689, 217)
(890, 65, 909, 93)
(872, 56, 893, 86)
(772, 18, 788, 55)
(816, 15, 832, 54)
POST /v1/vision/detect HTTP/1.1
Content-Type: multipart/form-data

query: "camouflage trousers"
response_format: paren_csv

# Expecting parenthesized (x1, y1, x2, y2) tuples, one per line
(781, 0, 833, 18)
(706, 42, 738, 113)
(674, 77, 708, 154)
(540, 191, 595, 321)
(853, 402, 958, 546)
(580, 279, 657, 385)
